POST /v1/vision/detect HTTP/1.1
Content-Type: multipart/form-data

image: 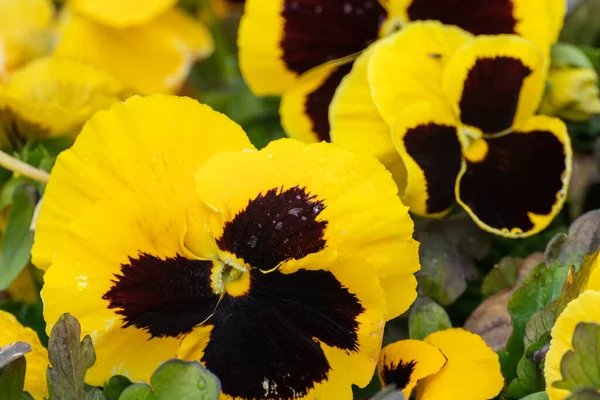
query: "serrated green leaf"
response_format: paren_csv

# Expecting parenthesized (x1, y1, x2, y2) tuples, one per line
(554, 322, 600, 392)
(84, 387, 107, 400)
(0, 342, 31, 400)
(408, 296, 452, 340)
(0, 185, 36, 290)
(47, 313, 97, 400)
(481, 256, 520, 297)
(119, 359, 220, 400)
(502, 261, 570, 382)
(104, 375, 133, 400)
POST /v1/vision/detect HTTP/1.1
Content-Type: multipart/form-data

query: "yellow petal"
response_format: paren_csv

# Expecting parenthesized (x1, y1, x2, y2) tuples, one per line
(456, 115, 571, 238)
(280, 59, 354, 142)
(545, 291, 600, 400)
(369, 21, 473, 126)
(69, 0, 176, 28)
(1, 57, 127, 139)
(0, 311, 48, 399)
(418, 328, 504, 400)
(443, 34, 546, 135)
(194, 139, 420, 320)
(391, 101, 461, 217)
(55, 8, 214, 94)
(32, 95, 254, 270)
(0, 0, 54, 73)
(377, 339, 447, 398)
(330, 45, 407, 194)
(42, 193, 193, 385)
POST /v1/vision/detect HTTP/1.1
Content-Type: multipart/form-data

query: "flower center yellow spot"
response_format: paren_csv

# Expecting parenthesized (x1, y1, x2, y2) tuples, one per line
(459, 126, 488, 163)
(213, 260, 251, 297)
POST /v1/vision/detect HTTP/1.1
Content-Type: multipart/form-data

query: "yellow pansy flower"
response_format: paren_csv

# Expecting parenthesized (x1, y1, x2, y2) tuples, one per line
(332, 22, 571, 238)
(239, 0, 563, 142)
(0, 0, 55, 79)
(0, 311, 48, 399)
(0, 57, 128, 147)
(32, 95, 420, 398)
(378, 328, 504, 400)
(54, 0, 214, 95)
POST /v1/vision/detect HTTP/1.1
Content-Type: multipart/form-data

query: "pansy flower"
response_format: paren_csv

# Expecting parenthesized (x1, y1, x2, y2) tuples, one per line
(333, 22, 572, 237)
(545, 290, 600, 399)
(33, 95, 420, 398)
(239, 0, 563, 142)
(378, 328, 503, 400)
(0, 0, 55, 79)
(0, 311, 48, 399)
(53, 0, 214, 95)
(0, 57, 128, 148)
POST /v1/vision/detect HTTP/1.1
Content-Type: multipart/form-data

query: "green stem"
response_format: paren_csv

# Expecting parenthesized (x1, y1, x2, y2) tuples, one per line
(0, 150, 49, 184)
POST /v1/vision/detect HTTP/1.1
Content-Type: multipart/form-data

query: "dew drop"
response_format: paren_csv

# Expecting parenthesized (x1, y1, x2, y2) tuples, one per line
(288, 208, 302, 216)
(275, 222, 283, 230)
(248, 235, 258, 248)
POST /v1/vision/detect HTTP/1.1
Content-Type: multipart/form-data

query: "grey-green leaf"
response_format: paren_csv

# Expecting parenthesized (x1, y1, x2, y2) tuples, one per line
(408, 296, 452, 340)
(554, 322, 600, 392)
(119, 359, 220, 400)
(521, 392, 549, 400)
(481, 256, 520, 297)
(567, 388, 600, 400)
(47, 313, 97, 400)
(0, 184, 36, 290)
(0, 342, 30, 400)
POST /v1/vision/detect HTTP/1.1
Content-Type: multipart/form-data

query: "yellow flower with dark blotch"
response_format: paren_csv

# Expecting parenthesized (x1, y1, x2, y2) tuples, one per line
(333, 22, 572, 237)
(378, 329, 504, 400)
(0, 0, 55, 79)
(0, 57, 128, 147)
(545, 291, 600, 400)
(239, 0, 563, 143)
(54, 0, 214, 95)
(33, 95, 420, 398)
(0, 311, 48, 399)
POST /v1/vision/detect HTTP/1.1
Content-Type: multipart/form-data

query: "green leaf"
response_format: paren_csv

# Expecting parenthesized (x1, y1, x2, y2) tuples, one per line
(21, 392, 34, 400)
(502, 261, 570, 382)
(104, 376, 133, 400)
(0, 342, 31, 400)
(505, 332, 551, 398)
(84, 388, 107, 400)
(47, 313, 97, 400)
(567, 388, 600, 400)
(0, 301, 48, 347)
(550, 43, 595, 69)
(408, 296, 452, 340)
(118, 359, 220, 400)
(521, 392, 549, 400)
(0, 184, 36, 290)
(481, 256, 520, 297)
(554, 322, 600, 392)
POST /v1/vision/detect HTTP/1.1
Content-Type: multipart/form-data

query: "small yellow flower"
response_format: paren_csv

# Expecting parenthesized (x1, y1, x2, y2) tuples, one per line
(545, 290, 600, 400)
(54, 0, 214, 95)
(0, 57, 128, 147)
(0, 0, 55, 79)
(0, 311, 48, 399)
(33, 95, 420, 398)
(378, 328, 504, 400)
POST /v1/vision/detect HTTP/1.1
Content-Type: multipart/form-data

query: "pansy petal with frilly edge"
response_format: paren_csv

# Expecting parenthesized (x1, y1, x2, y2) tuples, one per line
(330, 45, 407, 193)
(391, 101, 462, 217)
(442, 35, 546, 136)
(0, 311, 48, 399)
(193, 138, 420, 320)
(417, 328, 504, 400)
(55, 7, 214, 94)
(545, 290, 600, 400)
(238, 0, 388, 95)
(280, 59, 353, 142)
(32, 95, 254, 270)
(456, 115, 571, 238)
(377, 339, 447, 398)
